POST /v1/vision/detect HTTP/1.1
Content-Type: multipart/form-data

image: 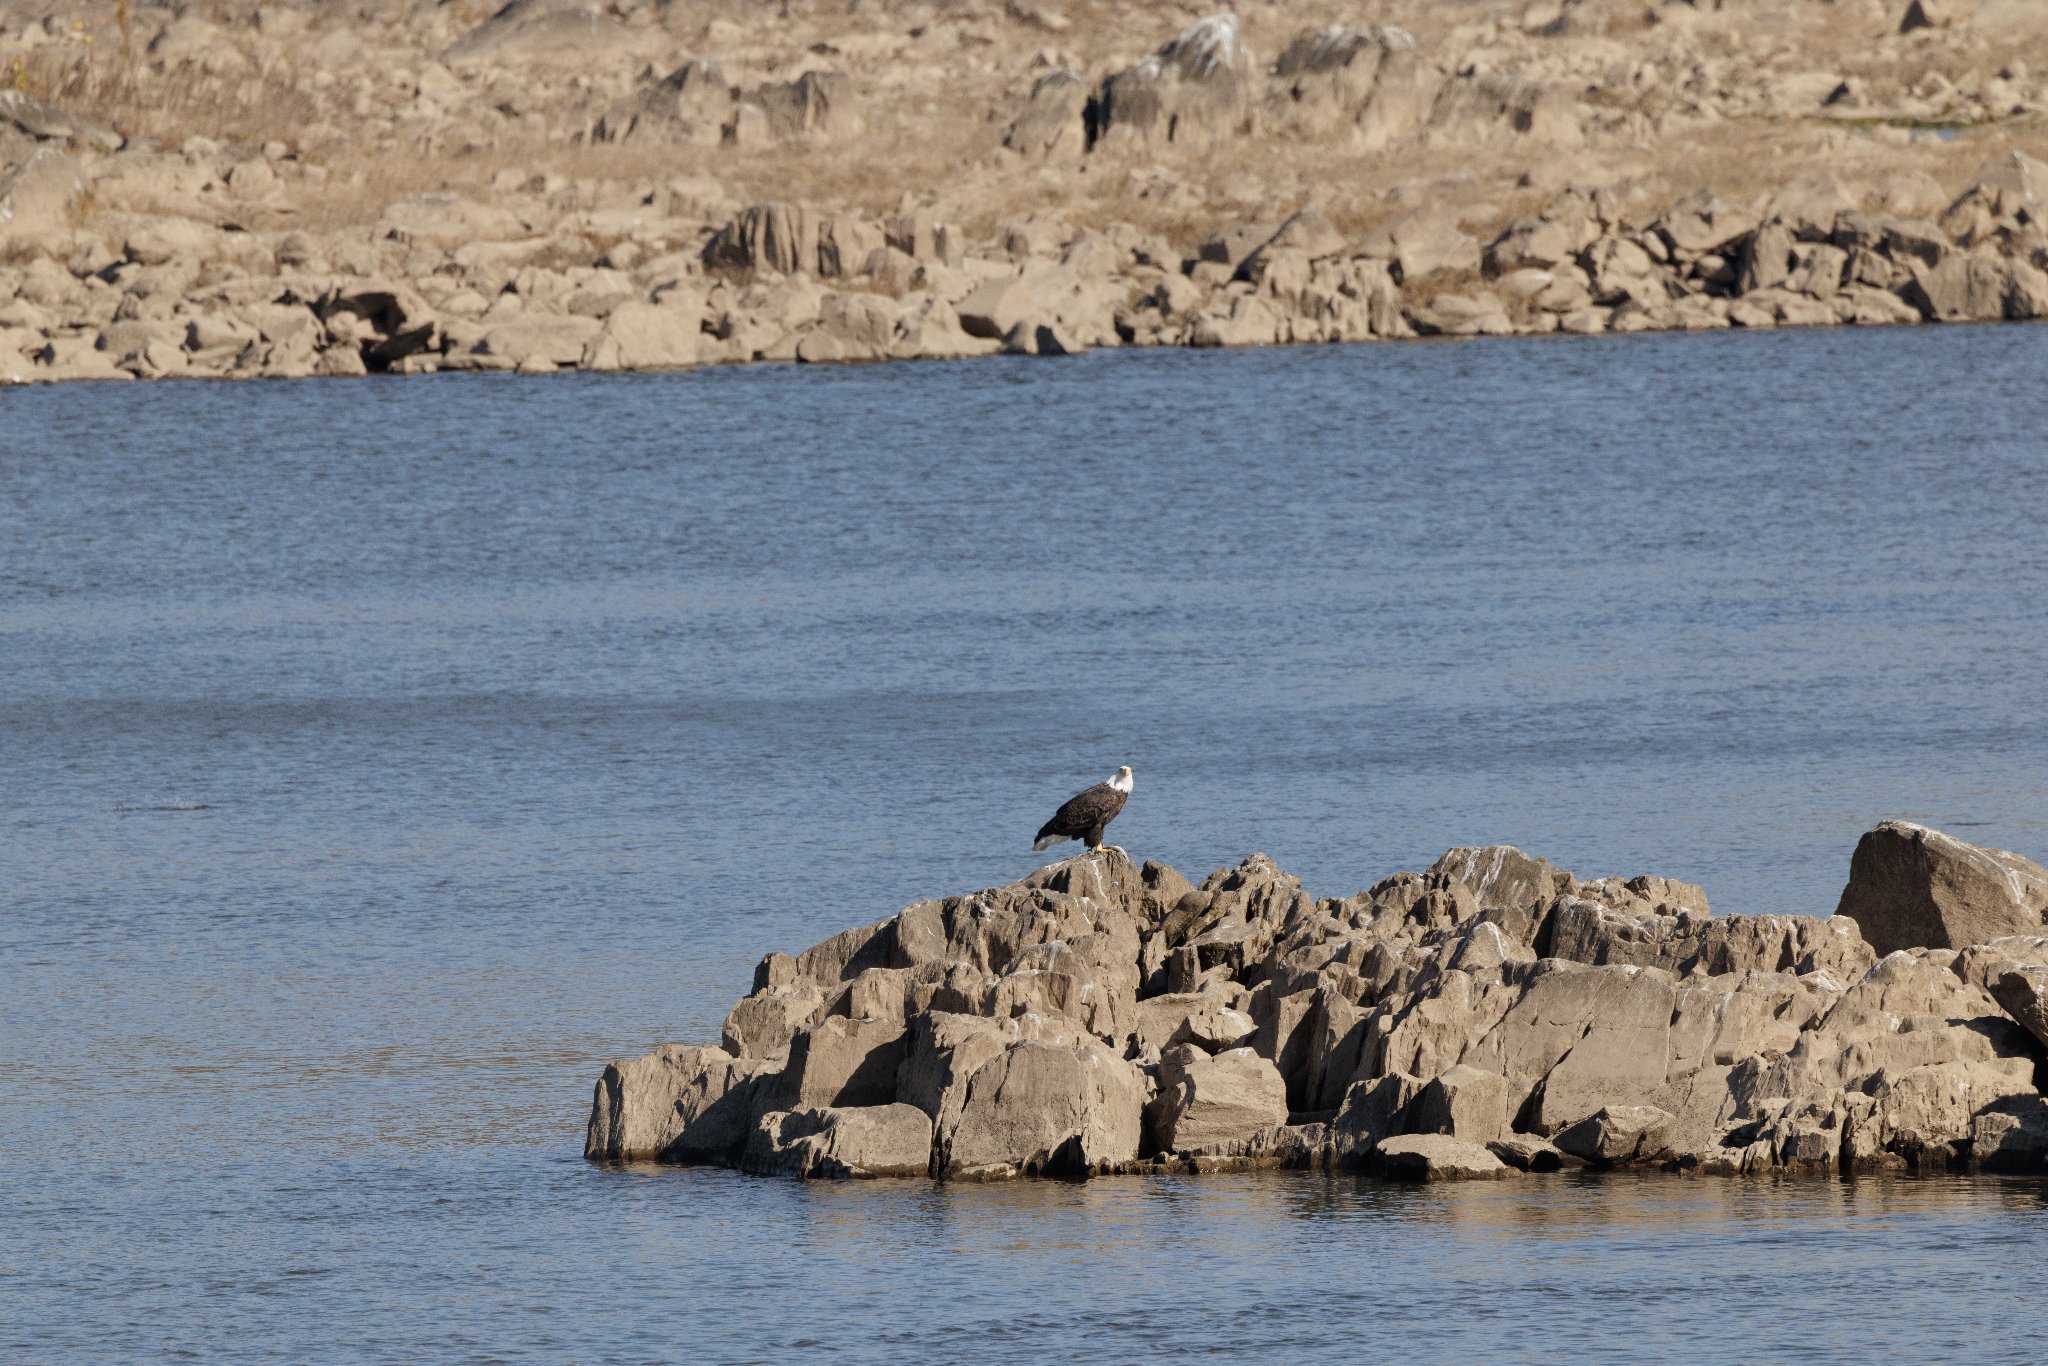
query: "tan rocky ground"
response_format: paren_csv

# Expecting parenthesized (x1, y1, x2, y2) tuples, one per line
(587, 820, 2048, 1182)
(3, 0, 2047, 381)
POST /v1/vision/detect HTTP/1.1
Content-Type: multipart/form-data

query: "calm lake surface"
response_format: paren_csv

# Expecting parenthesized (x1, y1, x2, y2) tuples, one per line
(7, 326, 2048, 1361)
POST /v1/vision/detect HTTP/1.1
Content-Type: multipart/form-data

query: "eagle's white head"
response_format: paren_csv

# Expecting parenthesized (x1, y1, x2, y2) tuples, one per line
(1110, 766, 1134, 793)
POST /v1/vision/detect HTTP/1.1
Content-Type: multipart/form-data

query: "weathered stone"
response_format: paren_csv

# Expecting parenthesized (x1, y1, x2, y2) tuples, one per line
(1361, 209, 1480, 283)
(1151, 1046, 1289, 1153)
(742, 1104, 933, 1178)
(1004, 67, 1087, 158)
(1552, 1105, 1677, 1165)
(1835, 821, 2048, 954)
(1411, 1063, 1509, 1142)
(938, 1038, 1146, 1178)
(1370, 1133, 1513, 1181)
(581, 299, 701, 371)
(770, 1016, 908, 1111)
(1487, 1133, 1582, 1171)
(1273, 25, 1433, 149)
(1085, 14, 1254, 151)
(704, 204, 820, 276)
(585, 1043, 769, 1161)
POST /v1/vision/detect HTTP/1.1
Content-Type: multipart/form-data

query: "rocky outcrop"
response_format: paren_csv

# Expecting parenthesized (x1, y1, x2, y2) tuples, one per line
(1836, 821, 2048, 955)
(1085, 14, 1255, 151)
(9, 1, 2048, 386)
(586, 821, 2048, 1181)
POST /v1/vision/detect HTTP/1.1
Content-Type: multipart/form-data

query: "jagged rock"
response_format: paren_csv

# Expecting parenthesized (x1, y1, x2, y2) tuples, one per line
(937, 1038, 1145, 1178)
(1654, 189, 1757, 260)
(1553, 1105, 1677, 1165)
(721, 979, 823, 1057)
(1085, 14, 1254, 151)
(1989, 966, 2048, 1052)
(593, 59, 729, 145)
(1545, 897, 1874, 980)
(1411, 1063, 1509, 1142)
(1272, 25, 1433, 149)
(742, 1104, 933, 1178)
(1150, 1045, 1289, 1153)
(1972, 1095, 2048, 1172)
(1004, 68, 1087, 157)
(1835, 821, 2048, 954)
(1904, 251, 2048, 322)
(587, 824, 2048, 1181)
(1941, 152, 2047, 248)
(1370, 1134, 1513, 1181)
(444, 0, 632, 66)
(0, 91, 119, 151)
(767, 1016, 908, 1111)
(704, 204, 821, 277)
(1133, 992, 1256, 1056)
(585, 1044, 769, 1161)
(744, 71, 858, 142)
(1236, 204, 1346, 281)
(1360, 209, 1479, 283)
(1487, 1133, 1581, 1171)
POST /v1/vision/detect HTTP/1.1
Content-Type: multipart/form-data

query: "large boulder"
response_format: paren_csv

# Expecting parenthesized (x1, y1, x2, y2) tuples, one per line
(0, 149, 83, 245)
(581, 300, 702, 372)
(1150, 1046, 1289, 1153)
(593, 59, 729, 145)
(766, 1016, 908, 1111)
(1903, 252, 2048, 323)
(1941, 152, 2047, 248)
(443, 0, 633, 66)
(704, 204, 821, 277)
(937, 1039, 1146, 1178)
(1369, 1134, 1513, 1181)
(1271, 25, 1433, 149)
(1835, 821, 2048, 954)
(1004, 68, 1088, 158)
(742, 1104, 933, 1178)
(585, 1044, 769, 1161)
(1552, 1105, 1677, 1165)
(1085, 14, 1254, 151)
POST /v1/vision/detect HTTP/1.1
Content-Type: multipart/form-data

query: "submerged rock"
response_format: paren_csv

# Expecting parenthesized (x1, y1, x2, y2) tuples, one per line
(587, 822, 2048, 1182)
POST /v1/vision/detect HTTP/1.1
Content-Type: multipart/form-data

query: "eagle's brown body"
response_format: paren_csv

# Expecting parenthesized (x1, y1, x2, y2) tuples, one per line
(1033, 768, 1133, 852)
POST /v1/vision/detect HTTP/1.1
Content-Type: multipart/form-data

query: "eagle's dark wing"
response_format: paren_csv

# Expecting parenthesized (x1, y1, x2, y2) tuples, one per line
(1039, 781, 1128, 840)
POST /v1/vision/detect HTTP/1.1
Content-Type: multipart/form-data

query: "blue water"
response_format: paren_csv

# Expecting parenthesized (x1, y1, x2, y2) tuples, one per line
(5, 326, 2048, 1361)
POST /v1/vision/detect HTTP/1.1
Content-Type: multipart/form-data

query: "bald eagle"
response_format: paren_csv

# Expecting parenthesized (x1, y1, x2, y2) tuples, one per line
(1033, 766, 1134, 855)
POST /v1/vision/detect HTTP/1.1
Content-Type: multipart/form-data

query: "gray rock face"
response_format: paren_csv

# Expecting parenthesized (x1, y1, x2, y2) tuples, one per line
(1371, 1134, 1512, 1181)
(585, 1044, 768, 1162)
(937, 1038, 1146, 1179)
(1150, 1046, 1289, 1153)
(1554, 1105, 1677, 1164)
(1085, 14, 1255, 151)
(743, 1104, 934, 1178)
(591, 823, 2048, 1181)
(1835, 820, 2048, 955)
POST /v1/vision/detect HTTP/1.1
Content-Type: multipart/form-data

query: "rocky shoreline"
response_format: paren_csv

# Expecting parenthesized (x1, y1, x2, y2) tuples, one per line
(587, 820, 2048, 1182)
(5, 1, 2048, 383)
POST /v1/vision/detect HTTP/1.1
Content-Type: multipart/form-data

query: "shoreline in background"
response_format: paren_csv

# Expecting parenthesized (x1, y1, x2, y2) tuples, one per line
(4, 0, 2048, 383)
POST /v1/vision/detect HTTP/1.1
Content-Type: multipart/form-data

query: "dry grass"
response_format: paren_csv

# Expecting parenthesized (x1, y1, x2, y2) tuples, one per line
(9, 0, 2048, 256)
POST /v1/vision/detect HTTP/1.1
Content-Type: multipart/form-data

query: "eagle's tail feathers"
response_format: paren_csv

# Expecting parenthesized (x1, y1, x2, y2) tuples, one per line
(1033, 831, 1063, 852)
